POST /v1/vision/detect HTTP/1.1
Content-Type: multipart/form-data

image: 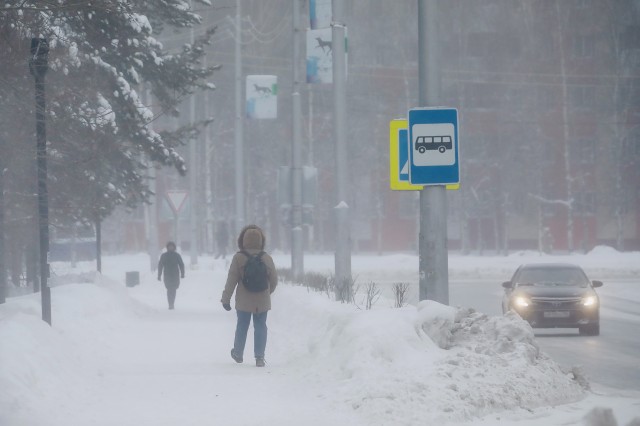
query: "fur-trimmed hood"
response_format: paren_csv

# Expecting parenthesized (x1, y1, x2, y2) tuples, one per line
(223, 224, 277, 313)
(237, 225, 266, 251)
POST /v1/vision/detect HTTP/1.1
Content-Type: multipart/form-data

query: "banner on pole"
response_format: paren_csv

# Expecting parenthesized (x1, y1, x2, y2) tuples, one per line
(306, 28, 333, 84)
(246, 75, 278, 119)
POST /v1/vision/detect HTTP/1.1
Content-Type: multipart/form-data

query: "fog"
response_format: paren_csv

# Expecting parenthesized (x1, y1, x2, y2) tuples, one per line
(163, 0, 640, 254)
(0, 0, 639, 289)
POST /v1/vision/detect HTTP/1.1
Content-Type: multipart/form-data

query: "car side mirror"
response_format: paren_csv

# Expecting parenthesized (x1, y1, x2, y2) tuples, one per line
(592, 280, 603, 288)
(502, 281, 513, 289)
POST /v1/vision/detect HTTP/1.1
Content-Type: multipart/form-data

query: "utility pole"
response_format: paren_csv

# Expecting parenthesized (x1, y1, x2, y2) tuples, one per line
(418, 0, 449, 305)
(189, 0, 198, 266)
(0, 148, 5, 304)
(234, 0, 245, 234)
(291, 0, 304, 282)
(29, 38, 52, 325)
(332, 0, 351, 300)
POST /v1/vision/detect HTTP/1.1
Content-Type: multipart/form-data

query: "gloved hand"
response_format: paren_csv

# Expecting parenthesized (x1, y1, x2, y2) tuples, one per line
(222, 303, 232, 311)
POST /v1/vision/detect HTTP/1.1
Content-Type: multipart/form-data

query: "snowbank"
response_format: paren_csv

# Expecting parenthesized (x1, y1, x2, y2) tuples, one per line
(0, 274, 150, 425)
(272, 287, 586, 425)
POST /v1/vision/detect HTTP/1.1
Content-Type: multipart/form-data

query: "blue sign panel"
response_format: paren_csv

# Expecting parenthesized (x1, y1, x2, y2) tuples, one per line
(398, 128, 409, 181)
(408, 108, 459, 185)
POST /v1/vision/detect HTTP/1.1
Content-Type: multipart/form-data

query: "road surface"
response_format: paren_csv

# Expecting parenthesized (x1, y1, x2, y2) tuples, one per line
(448, 278, 640, 391)
(368, 276, 639, 390)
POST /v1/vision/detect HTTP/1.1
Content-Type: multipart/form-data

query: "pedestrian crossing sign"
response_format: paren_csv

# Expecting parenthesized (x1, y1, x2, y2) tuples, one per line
(390, 119, 422, 191)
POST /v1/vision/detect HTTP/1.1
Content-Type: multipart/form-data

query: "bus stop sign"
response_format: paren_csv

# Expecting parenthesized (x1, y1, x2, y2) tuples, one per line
(408, 107, 459, 185)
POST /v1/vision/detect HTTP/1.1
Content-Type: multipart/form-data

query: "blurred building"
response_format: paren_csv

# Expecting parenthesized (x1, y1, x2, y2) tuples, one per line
(108, 0, 640, 254)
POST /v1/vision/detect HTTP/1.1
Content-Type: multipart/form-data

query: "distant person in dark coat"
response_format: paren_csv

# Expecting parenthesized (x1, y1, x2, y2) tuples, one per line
(157, 241, 185, 310)
(215, 220, 229, 260)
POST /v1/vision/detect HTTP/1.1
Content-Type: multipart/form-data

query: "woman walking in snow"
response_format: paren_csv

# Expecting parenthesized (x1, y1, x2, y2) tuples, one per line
(157, 241, 185, 310)
(221, 225, 278, 367)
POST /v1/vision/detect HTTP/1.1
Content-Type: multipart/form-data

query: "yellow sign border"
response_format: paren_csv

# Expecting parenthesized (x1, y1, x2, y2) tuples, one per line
(390, 119, 422, 190)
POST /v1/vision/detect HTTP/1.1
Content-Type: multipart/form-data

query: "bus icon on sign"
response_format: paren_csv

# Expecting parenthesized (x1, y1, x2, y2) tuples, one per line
(415, 135, 452, 154)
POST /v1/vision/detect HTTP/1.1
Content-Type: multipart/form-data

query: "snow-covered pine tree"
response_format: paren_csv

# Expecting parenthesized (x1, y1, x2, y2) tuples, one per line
(0, 0, 217, 227)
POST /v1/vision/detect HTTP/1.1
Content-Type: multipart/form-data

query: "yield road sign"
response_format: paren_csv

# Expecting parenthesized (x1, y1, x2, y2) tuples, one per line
(166, 190, 188, 215)
(390, 119, 422, 191)
(408, 108, 460, 185)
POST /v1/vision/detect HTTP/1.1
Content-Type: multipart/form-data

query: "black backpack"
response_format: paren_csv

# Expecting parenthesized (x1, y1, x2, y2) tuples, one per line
(240, 251, 269, 292)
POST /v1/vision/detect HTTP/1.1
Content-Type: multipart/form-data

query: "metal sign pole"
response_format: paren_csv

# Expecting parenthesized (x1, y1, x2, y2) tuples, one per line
(418, 0, 449, 304)
(332, 0, 351, 300)
(174, 212, 180, 250)
(291, 0, 304, 281)
(234, 0, 245, 235)
(0, 146, 5, 305)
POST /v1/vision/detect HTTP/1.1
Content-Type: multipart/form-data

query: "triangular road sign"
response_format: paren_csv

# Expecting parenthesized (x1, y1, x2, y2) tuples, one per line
(400, 160, 408, 175)
(166, 190, 189, 214)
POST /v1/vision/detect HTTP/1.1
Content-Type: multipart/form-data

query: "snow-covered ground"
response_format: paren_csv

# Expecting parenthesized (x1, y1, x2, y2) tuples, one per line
(1, 248, 639, 425)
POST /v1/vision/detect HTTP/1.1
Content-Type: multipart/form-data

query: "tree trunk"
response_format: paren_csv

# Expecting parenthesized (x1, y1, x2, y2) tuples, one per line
(502, 193, 509, 256)
(537, 204, 543, 255)
(96, 217, 102, 273)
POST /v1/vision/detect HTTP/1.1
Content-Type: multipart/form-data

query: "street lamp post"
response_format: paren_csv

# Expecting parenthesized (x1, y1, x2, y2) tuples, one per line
(332, 0, 351, 301)
(291, 0, 304, 282)
(0, 147, 5, 305)
(29, 38, 52, 325)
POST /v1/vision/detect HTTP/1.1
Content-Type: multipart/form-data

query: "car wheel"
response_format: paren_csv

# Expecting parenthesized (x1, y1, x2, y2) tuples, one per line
(579, 323, 600, 336)
(438, 146, 446, 153)
(418, 147, 425, 153)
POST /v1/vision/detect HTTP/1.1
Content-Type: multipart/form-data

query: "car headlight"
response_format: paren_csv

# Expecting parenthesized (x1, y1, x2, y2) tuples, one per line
(582, 296, 598, 307)
(514, 296, 530, 308)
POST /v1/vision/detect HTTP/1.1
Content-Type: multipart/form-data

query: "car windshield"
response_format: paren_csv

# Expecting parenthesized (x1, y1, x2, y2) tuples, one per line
(515, 267, 589, 287)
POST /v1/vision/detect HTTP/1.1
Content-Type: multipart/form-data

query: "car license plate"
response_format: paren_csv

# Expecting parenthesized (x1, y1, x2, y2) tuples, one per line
(544, 311, 570, 318)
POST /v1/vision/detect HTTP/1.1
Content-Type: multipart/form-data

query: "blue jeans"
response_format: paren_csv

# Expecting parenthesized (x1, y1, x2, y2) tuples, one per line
(233, 310, 268, 359)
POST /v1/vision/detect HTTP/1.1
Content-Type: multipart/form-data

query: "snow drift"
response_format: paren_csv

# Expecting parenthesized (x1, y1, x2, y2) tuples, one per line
(272, 286, 586, 425)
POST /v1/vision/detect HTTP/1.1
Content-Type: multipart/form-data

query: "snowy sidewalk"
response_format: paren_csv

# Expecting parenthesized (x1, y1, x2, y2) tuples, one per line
(1, 265, 363, 426)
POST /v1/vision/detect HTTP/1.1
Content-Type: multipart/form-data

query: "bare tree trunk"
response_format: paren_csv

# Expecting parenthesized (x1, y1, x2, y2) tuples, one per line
(502, 193, 509, 256)
(616, 202, 624, 250)
(493, 209, 500, 254)
(26, 242, 37, 290)
(71, 222, 77, 268)
(10, 242, 21, 288)
(537, 203, 544, 255)
(477, 218, 483, 256)
(96, 216, 102, 273)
